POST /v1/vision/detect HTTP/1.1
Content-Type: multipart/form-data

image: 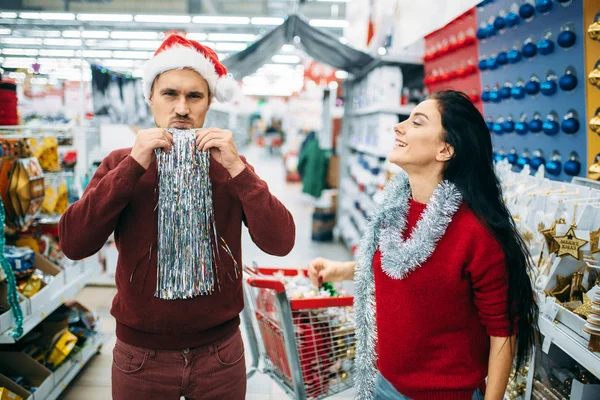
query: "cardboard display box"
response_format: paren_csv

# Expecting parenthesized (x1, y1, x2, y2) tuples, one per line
(0, 352, 52, 399)
(28, 254, 65, 313)
(0, 375, 29, 400)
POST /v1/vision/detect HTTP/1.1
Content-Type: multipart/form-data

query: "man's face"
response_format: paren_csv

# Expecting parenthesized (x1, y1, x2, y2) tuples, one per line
(149, 68, 210, 129)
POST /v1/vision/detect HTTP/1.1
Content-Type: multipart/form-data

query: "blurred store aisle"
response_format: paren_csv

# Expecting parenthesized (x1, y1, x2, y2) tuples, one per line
(60, 144, 354, 400)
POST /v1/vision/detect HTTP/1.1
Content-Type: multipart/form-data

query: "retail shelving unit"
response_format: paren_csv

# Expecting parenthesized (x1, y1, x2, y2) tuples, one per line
(335, 57, 423, 253)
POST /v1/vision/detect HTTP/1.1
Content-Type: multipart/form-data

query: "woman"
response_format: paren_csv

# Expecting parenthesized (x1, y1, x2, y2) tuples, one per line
(309, 90, 538, 400)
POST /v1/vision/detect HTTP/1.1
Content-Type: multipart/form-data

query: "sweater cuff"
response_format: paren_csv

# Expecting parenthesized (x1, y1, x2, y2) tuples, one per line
(116, 155, 147, 186)
(228, 165, 260, 196)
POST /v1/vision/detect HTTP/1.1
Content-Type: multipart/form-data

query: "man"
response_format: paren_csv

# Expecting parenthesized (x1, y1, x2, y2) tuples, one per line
(58, 34, 295, 400)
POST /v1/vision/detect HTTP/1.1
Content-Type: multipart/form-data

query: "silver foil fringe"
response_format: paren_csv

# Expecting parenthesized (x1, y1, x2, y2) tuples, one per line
(155, 129, 219, 299)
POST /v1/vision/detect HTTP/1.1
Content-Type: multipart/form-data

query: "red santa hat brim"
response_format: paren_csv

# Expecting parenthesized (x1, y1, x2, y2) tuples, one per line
(142, 36, 237, 103)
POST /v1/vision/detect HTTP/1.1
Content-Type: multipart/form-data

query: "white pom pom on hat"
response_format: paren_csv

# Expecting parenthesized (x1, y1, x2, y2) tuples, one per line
(142, 34, 238, 103)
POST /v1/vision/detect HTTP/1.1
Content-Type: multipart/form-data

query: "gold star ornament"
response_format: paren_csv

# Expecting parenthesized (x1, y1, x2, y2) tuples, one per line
(590, 227, 600, 254)
(574, 294, 593, 319)
(554, 225, 588, 260)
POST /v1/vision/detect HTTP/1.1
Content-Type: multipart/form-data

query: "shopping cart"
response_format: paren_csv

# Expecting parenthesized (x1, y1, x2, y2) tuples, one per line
(241, 264, 356, 400)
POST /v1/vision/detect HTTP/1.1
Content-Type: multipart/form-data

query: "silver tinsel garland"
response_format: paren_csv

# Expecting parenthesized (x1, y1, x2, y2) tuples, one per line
(353, 172, 462, 399)
(155, 128, 219, 300)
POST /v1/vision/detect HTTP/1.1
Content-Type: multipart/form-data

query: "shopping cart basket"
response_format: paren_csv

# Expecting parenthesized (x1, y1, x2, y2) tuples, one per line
(241, 264, 356, 400)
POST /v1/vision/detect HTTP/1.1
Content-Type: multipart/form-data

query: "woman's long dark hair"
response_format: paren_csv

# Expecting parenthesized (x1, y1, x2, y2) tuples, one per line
(429, 90, 539, 371)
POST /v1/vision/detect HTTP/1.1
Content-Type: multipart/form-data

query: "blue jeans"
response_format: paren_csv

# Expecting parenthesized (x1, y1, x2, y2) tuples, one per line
(374, 373, 484, 400)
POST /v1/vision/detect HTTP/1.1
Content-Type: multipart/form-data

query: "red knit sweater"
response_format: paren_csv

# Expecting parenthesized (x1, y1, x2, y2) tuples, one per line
(373, 199, 512, 400)
(59, 149, 295, 349)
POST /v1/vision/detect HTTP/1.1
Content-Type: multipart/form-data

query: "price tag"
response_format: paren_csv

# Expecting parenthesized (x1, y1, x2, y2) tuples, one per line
(542, 333, 553, 354)
(547, 303, 560, 321)
(61, 297, 66, 303)
(62, 382, 66, 389)
(41, 312, 46, 318)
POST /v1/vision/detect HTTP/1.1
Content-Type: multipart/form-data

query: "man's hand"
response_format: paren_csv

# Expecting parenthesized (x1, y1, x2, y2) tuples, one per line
(308, 257, 355, 288)
(130, 128, 173, 170)
(196, 128, 246, 178)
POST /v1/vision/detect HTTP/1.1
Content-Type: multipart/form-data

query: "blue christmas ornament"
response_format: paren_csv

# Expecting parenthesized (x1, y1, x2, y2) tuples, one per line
(507, 152, 519, 165)
(486, 24, 497, 37)
(561, 112, 579, 134)
(493, 153, 507, 162)
(540, 78, 558, 96)
(503, 118, 515, 132)
(545, 159, 562, 176)
(494, 16, 506, 30)
(490, 88, 501, 103)
(477, 27, 488, 40)
(522, 42, 537, 58)
(525, 79, 541, 95)
(500, 85, 512, 99)
(559, 71, 577, 91)
(497, 51, 508, 65)
(519, 3, 536, 19)
(492, 122, 504, 134)
(482, 89, 491, 102)
(530, 156, 545, 170)
(537, 38, 555, 55)
(511, 84, 526, 99)
(529, 116, 544, 133)
(479, 58, 488, 70)
(487, 57, 499, 70)
(517, 155, 531, 169)
(507, 48, 523, 63)
(505, 12, 521, 27)
(557, 30, 576, 48)
(515, 121, 529, 135)
(535, 0, 553, 14)
(543, 119, 560, 136)
(486, 118, 494, 130)
(564, 153, 581, 176)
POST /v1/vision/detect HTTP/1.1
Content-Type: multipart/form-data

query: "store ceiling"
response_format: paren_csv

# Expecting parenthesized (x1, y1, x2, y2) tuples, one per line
(0, 0, 349, 92)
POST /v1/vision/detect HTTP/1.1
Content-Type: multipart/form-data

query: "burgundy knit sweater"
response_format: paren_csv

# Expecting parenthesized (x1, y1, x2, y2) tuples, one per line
(373, 199, 512, 400)
(59, 149, 295, 349)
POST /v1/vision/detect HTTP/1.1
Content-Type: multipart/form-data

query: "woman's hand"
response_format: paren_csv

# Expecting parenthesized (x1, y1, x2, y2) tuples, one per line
(308, 258, 356, 287)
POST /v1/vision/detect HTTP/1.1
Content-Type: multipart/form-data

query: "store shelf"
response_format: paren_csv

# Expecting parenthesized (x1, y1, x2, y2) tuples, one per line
(346, 142, 388, 159)
(539, 317, 600, 379)
(46, 332, 105, 400)
(0, 261, 102, 344)
(349, 105, 414, 116)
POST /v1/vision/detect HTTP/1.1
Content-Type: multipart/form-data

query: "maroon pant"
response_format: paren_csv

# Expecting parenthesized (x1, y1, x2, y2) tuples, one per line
(112, 329, 246, 400)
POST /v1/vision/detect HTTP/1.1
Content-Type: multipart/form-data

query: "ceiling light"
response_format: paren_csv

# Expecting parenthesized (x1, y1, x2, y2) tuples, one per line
(335, 70, 348, 79)
(39, 49, 76, 57)
(86, 40, 130, 49)
(2, 48, 39, 56)
(186, 33, 207, 41)
(63, 30, 110, 39)
(135, 15, 191, 23)
(113, 51, 153, 59)
(272, 55, 301, 64)
(77, 13, 133, 22)
(378, 47, 387, 56)
(111, 31, 159, 40)
(1, 38, 43, 45)
(309, 19, 349, 28)
(20, 12, 75, 20)
(82, 50, 113, 58)
(0, 13, 17, 19)
(0, 29, 11, 35)
(101, 59, 135, 68)
(44, 38, 82, 46)
(250, 17, 284, 26)
(214, 42, 247, 51)
(281, 44, 296, 53)
(193, 16, 250, 25)
(208, 33, 256, 42)
(128, 40, 163, 49)
(1, 58, 36, 68)
(316, 0, 350, 2)
(328, 81, 339, 89)
(22, 30, 61, 37)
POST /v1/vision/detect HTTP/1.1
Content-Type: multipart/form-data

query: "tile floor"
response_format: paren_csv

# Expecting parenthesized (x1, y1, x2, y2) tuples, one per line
(59, 145, 355, 399)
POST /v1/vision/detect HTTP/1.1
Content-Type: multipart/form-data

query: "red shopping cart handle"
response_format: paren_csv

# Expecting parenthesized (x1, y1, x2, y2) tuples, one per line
(290, 296, 354, 310)
(247, 277, 286, 293)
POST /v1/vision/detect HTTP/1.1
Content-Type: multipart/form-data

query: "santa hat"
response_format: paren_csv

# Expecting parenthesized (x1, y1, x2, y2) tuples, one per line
(143, 34, 237, 103)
